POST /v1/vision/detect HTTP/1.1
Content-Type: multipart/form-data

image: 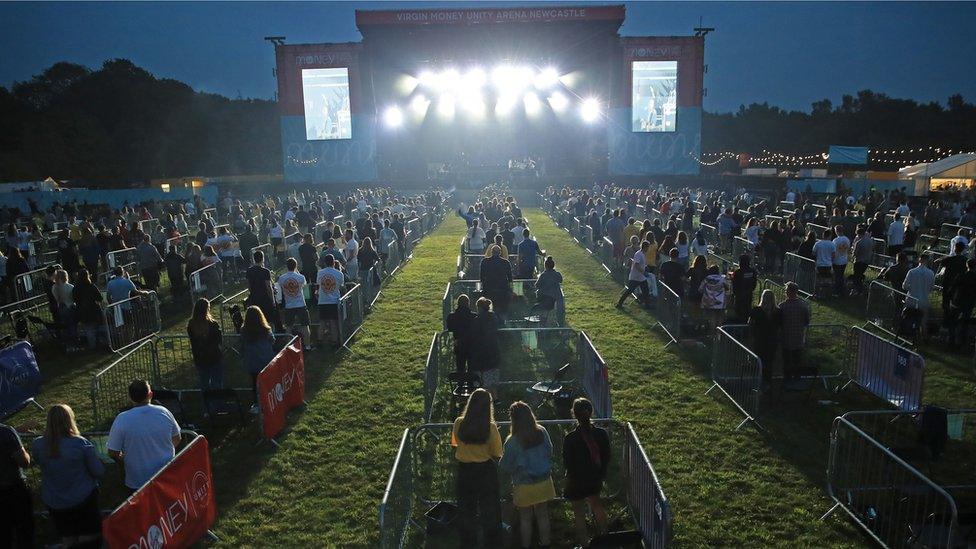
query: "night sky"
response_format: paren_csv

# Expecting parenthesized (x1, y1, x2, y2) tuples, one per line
(2, 1, 974, 113)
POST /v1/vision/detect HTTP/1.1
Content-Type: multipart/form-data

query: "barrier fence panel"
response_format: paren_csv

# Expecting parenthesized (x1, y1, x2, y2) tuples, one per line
(379, 428, 413, 549)
(103, 291, 161, 353)
(699, 223, 719, 249)
(216, 290, 249, 335)
(871, 238, 892, 268)
(338, 283, 365, 347)
(731, 236, 755, 264)
(15, 264, 61, 301)
(708, 325, 762, 428)
(106, 247, 135, 270)
(457, 254, 482, 280)
(866, 281, 919, 337)
(0, 295, 48, 338)
(422, 332, 446, 423)
(940, 222, 975, 241)
(164, 234, 190, 255)
(783, 252, 817, 296)
(91, 339, 159, 427)
(806, 222, 829, 237)
(250, 243, 276, 272)
(190, 262, 224, 302)
(599, 237, 617, 273)
(578, 331, 612, 418)
(386, 240, 404, 277)
(378, 420, 670, 549)
(842, 326, 924, 411)
(361, 265, 382, 310)
(655, 280, 681, 345)
(824, 410, 975, 548)
(624, 422, 672, 549)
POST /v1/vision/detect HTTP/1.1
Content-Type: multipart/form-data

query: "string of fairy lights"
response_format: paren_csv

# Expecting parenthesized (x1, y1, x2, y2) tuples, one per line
(691, 145, 976, 168)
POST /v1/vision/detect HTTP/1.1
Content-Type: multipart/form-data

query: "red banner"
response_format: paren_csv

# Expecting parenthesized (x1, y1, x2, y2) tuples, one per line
(257, 339, 305, 440)
(103, 436, 216, 549)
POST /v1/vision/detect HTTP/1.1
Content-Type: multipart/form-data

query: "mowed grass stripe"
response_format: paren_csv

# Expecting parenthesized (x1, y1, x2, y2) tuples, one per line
(526, 209, 864, 547)
(213, 213, 465, 546)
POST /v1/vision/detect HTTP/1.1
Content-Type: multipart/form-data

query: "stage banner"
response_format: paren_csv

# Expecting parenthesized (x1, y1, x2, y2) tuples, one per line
(103, 436, 216, 549)
(828, 145, 869, 165)
(0, 341, 41, 419)
(257, 339, 305, 440)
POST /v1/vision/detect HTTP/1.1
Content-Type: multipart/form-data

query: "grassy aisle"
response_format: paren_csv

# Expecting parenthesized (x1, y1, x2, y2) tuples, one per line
(212, 213, 465, 546)
(527, 209, 865, 547)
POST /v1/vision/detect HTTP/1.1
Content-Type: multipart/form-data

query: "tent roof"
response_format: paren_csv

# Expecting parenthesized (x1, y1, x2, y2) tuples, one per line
(899, 153, 976, 179)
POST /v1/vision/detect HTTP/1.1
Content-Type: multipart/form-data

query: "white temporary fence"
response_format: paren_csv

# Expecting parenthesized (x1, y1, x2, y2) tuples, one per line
(837, 325, 925, 412)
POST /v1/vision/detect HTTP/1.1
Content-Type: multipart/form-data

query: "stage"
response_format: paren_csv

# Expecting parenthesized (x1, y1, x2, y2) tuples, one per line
(273, 5, 705, 185)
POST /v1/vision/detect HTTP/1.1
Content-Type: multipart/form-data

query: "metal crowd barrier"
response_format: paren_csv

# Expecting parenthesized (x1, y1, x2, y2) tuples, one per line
(423, 327, 601, 423)
(731, 236, 756, 264)
(655, 280, 682, 346)
(386, 239, 404, 277)
(806, 222, 829, 238)
(337, 283, 365, 348)
(939, 222, 974, 241)
(699, 223, 719, 249)
(578, 330, 612, 419)
(838, 325, 925, 412)
(249, 243, 277, 272)
(106, 247, 135, 270)
(866, 281, 920, 337)
(783, 252, 817, 296)
(360, 264, 382, 310)
(457, 253, 483, 280)
(379, 419, 670, 549)
(707, 325, 762, 429)
(103, 291, 161, 353)
(441, 279, 563, 330)
(91, 333, 294, 427)
(216, 289, 249, 335)
(14, 264, 60, 301)
(823, 409, 975, 548)
(164, 233, 190, 254)
(189, 262, 224, 302)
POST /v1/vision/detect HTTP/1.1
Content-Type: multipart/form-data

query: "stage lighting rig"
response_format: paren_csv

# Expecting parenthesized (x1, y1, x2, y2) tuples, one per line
(581, 98, 601, 122)
(383, 106, 403, 128)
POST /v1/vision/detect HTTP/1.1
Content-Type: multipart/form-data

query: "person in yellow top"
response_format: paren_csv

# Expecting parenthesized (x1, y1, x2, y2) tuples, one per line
(484, 235, 508, 260)
(451, 388, 502, 546)
(645, 237, 660, 269)
(621, 217, 640, 248)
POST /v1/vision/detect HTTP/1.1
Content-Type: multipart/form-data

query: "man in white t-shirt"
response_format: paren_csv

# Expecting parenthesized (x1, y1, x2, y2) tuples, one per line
(107, 380, 181, 492)
(616, 240, 652, 309)
(277, 258, 312, 351)
(832, 225, 851, 297)
(316, 255, 345, 347)
(812, 229, 836, 288)
(887, 213, 905, 255)
(343, 229, 360, 281)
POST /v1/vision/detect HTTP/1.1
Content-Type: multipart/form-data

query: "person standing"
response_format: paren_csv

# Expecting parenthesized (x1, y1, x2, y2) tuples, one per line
(31, 404, 104, 548)
(730, 254, 757, 321)
(0, 419, 32, 547)
(616, 240, 652, 309)
(658, 248, 686, 298)
(516, 229, 542, 279)
(778, 283, 811, 382)
(246, 250, 283, 332)
(106, 380, 181, 493)
(948, 259, 976, 346)
(470, 298, 501, 398)
(563, 398, 610, 546)
(298, 234, 319, 294)
(812, 229, 836, 296)
(499, 402, 555, 549)
(451, 389, 503, 547)
(480, 246, 513, 320)
(187, 298, 224, 392)
(277, 258, 313, 351)
(749, 290, 780, 389)
(832, 225, 851, 297)
(240, 306, 276, 413)
(136, 234, 163, 292)
(316, 255, 345, 348)
(850, 227, 874, 295)
(903, 255, 936, 339)
(887, 213, 905, 256)
(446, 294, 477, 374)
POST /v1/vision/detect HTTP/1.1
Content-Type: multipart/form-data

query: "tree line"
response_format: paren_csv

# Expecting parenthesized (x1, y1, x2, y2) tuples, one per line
(0, 59, 280, 185)
(1, 60, 974, 184)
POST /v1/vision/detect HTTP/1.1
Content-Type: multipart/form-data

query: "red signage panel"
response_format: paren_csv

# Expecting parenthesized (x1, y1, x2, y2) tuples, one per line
(103, 436, 216, 549)
(257, 339, 305, 440)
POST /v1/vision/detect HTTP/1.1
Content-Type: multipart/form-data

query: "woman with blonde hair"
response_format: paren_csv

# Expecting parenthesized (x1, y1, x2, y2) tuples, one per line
(499, 401, 554, 548)
(31, 404, 104, 547)
(451, 388, 502, 546)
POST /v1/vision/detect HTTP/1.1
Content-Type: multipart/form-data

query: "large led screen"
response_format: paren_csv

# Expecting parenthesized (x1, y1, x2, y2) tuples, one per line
(302, 68, 352, 140)
(632, 61, 677, 132)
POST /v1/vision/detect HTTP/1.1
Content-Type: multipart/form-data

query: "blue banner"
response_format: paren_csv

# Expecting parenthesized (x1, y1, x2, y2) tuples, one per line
(0, 342, 41, 419)
(828, 145, 868, 165)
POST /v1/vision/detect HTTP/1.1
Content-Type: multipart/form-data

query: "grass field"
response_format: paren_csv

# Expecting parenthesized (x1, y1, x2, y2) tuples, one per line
(13, 206, 975, 547)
